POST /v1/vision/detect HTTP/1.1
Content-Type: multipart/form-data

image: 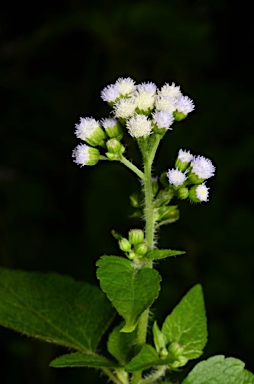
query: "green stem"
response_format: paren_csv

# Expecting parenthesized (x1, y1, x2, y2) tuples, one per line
(101, 368, 121, 384)
(132, 135, 163, 384)
(119, 156, 145, 180)
(140, 366, 167, 384)
(99, 155, 145, 180)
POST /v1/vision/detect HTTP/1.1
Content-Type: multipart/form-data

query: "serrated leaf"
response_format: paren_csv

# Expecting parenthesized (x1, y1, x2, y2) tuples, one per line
(0, 268, 115, 353)
(50, 352, 118, 368)
(162, 284, 207, 360)
(107, 322, 137, 365)
(96, 256, 161, 333)
(182, 355, 254, 384)
(145, 249, 185, 260)
(125, 344, 171, 372)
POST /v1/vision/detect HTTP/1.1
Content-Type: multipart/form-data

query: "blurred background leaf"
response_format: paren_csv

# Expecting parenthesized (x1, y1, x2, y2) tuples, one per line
(0, 0, 253, 383)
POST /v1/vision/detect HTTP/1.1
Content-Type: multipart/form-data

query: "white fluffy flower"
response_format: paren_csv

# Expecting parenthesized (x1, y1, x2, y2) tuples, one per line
(114, 98, 137, 119)
(101, 118, 118, 129)
(115, 77, 136, 96)
(196, 184, 209, 202)
(155, 95, 177, 114)
(137, 82, 157, 94)
(191, 155, 215, 179)
(134, 90, 155, 112)
(152, 110, 174, 129)
(101, 84, 120, 103)
(159, 82, 182, 98)
(178, 149, 193, 163)
(72, 144, 100, 166)
(126, 115, 152, 138)
(167, 168, 187, 187)
(75, 117, 100, 141)
(175, 95, 195, 114)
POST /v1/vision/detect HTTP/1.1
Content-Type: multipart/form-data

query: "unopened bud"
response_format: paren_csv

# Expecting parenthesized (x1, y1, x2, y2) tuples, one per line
(134, 243, 148, 256)
(128, 229, 144, 245)
(119, 238, 132, 252)
(106, 138, 123, 154)
(178, 187, 189, 200)
(129, 193, 141, 208)
(168, 342, 184, 358)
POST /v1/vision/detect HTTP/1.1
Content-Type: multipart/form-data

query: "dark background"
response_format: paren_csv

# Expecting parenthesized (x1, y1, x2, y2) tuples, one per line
(0, 0, 253, 383)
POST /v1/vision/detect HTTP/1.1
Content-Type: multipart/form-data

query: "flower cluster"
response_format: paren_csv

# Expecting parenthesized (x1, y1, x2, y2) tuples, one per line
(72, 77, 195, 166)
(166, 149, 215, 203)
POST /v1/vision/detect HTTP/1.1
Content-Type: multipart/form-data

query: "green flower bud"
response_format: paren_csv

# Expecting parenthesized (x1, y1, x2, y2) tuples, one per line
(134, 243, 148, 256)
(119, 238, 132, 252)
(106, 138, 123, 154)
(128, 251, 136, 260)
(169, 355, 188, 369)
(129, 193, 141, 208)
(173, 110, 187, 121)
(105, 152, 118, 160)
(128, 229, 144, 245)
(154, 205, 179, 222)
(168, 342, 184, 359)
(177, 187, 189, 200)
(103, 120, 123, 140)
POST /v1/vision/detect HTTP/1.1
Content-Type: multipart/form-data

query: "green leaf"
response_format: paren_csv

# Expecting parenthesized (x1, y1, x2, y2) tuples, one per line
(50, 352, 118, 368)
(96, 256, 161, 333)
(145, 249, 185, 260)
(0, 268, 115, 353)
(162, 284, 207, 360)
(107, 322, 137, 365)
(182, 355, 254, 384)
(125, 344, 170, 372)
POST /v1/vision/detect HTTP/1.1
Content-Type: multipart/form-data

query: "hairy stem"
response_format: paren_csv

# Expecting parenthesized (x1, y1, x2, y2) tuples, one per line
(132, 135, 163, 384)
(140, 366, 167, 384)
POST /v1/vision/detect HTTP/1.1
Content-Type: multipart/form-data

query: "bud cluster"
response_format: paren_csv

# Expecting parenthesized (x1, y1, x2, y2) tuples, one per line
(118, 229, 148, 261)
(72, 77, 195, 167)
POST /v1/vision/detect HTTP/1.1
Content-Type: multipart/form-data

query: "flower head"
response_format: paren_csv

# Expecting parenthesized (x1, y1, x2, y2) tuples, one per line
(75, 117, 106, 146)
(159, 82, 182, 98)
(190, 155, 215, 180)
(115, 77, 136, 96)
(136, 82, 157, 94)
(189, 183, 209, 203)
(72, 144, 100, 166)
(175, 95, 195, 114)
(101, 84, 120, 103)
(126, 115, 152, 138)
(134, 89, 156, 112)
(167, 168, 187, 187)
(113, 98, 137, 119)
(152, 110, 174, 129)
(155, 95, 177, 114)
(101, 118, 118, 129)
(178, 149, 193, 163)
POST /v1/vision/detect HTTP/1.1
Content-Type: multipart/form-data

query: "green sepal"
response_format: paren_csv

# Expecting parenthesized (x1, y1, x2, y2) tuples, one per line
(182, 355, 254, 384)
(125, 344, 171, 372)
(154, 205, 179, 225)
(145, 249, 185, 261)
(107, 322, 137, 365)
(162, 284, 207, 360)
(0, 268, 115, 353)
(96, 256, 161, 333)
(49, 352, 118, 368)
